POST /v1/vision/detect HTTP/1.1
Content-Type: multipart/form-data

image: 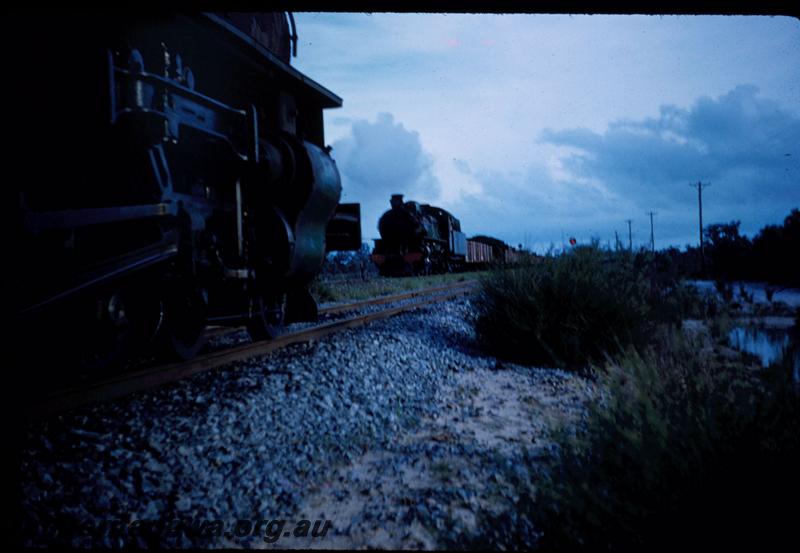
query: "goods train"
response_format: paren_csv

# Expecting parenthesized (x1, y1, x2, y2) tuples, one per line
(371, 195, 518, 276)
(10, 12, 361, 369)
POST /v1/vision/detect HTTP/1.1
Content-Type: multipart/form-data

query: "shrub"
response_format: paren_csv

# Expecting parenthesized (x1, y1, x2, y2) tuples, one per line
(533, 329, 800, 551)
(474, 244, 691, 369)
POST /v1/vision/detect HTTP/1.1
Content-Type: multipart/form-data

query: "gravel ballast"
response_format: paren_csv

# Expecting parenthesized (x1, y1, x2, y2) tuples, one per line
(19, 296, 594, 548)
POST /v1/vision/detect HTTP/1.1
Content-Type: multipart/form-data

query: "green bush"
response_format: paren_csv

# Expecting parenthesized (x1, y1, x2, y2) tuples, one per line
(534, 329, 800, 551)
(474, 245, 692, 369)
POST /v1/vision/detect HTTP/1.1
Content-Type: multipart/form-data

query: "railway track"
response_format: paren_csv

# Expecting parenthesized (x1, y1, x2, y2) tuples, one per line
(24, 280, 479, 420)
(204, 280, 481, 339)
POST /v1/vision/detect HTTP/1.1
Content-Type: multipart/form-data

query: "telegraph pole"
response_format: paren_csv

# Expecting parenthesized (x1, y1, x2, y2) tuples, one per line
(689, 182, 711, 273)
(625, 219, 633, 251)
(646, 211, 657, 253)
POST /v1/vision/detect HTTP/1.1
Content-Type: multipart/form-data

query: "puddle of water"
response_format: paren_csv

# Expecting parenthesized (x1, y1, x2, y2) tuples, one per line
(690, 280, 800, 308)
(728, 326, 800, 382)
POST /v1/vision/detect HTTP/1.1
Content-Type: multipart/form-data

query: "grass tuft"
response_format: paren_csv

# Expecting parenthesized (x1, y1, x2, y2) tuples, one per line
(474, 244, 704, 369)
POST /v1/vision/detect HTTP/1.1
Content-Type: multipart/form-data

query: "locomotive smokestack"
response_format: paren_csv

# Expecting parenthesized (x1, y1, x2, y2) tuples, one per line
(390, 194, 404, 209)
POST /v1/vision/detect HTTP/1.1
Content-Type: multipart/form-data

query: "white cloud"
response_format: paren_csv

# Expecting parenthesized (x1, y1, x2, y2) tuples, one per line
(330, 112, 441, 240)
(293, 14, 800, 249)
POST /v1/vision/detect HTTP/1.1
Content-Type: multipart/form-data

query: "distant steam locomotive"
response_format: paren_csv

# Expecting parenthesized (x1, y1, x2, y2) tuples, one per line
(10, 12, 361, 369)
(371, 194, 518, 276)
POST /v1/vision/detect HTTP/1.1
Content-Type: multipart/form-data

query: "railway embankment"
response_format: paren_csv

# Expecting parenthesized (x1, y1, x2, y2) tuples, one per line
(19, 296, 594, 548)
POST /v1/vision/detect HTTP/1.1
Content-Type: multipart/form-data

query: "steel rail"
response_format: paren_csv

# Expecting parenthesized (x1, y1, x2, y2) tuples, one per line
(25, 281, 479, 420)
(203, 279, 478, 339)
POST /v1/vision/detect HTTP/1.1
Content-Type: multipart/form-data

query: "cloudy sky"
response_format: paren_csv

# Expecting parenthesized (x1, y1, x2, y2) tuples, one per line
(293, 13, 800, 252)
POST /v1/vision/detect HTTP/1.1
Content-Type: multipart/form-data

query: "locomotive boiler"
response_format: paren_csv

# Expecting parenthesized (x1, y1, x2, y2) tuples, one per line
(10, 12, 361, 369)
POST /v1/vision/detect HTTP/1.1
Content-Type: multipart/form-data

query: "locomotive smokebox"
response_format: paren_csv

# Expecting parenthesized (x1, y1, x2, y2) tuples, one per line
(378, 204, 424, 248)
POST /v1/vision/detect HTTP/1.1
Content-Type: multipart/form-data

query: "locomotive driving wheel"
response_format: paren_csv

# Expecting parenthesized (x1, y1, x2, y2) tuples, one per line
(74, 290, 134, 374)
(72, 282, 161, 374)
(246, 290, 287, 341)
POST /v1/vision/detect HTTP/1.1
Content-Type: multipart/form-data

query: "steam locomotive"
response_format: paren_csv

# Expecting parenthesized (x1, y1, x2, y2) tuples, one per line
(371, 194, 517, 276)
(10, 12, 361, 369)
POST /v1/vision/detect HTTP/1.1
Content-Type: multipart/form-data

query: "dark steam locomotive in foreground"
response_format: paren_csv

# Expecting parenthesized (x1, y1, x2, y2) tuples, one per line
(371, 194, 518, 276)
(10, 12, 360, 369)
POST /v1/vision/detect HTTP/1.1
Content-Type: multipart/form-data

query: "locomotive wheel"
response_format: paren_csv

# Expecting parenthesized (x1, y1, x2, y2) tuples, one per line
(74, 292, 133, 374)
(246, 292, 286, 341)
(159, 286, 207, 361)
(61, 283, 163, 375)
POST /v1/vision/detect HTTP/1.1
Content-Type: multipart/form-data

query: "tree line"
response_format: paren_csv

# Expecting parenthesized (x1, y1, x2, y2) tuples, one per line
(654, 208, 799, 287)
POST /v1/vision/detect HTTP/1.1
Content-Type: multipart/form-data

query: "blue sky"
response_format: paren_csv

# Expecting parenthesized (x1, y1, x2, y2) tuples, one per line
(293, 13, 800, 252)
